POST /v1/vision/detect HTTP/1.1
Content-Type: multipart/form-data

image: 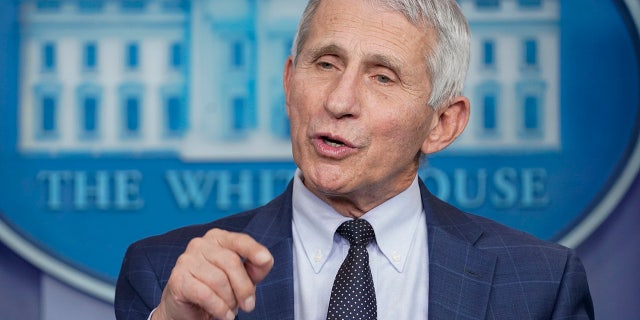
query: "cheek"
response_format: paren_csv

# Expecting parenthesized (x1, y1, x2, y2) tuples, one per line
(287, 88, 319, 144)
(375, 109, 430, 150)
(288, 104, 310, 129)
(286, 85, 308, 124)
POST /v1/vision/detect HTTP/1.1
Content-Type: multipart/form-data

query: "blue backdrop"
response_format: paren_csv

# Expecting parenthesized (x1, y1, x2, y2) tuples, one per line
(1, 0, 639, 319)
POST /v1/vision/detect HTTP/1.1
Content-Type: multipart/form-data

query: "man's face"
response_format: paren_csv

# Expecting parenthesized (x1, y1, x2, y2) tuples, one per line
(284, 0, 440, 215)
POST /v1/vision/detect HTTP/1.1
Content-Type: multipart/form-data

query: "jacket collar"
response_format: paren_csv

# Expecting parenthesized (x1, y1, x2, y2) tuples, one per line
(240, 181, 295, 320)
(239, 179, 497, 319)
(419, 180, 497, 319)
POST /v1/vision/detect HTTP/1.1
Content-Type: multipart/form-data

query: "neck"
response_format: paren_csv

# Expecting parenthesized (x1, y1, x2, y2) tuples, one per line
(307, 174, 417, 218)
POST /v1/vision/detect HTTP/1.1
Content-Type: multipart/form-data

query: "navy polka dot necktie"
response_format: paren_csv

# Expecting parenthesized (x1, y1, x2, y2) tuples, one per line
(327, 219, 377, 320)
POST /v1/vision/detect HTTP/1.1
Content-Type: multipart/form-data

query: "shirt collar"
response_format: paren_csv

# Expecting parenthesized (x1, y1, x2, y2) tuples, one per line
(291, 169, 424, 273)
(292, 170, 349, 273)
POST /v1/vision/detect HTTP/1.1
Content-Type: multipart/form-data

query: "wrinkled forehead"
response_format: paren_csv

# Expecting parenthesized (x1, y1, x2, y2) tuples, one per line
(308, 0, 437, 54)
(308, 0, 435, 46)
(302, 0, 436, 83)
(362, 0, 433, 29)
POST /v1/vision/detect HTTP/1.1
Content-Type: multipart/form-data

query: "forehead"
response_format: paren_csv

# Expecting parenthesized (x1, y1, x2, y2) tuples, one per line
(304, 0, 435, 66)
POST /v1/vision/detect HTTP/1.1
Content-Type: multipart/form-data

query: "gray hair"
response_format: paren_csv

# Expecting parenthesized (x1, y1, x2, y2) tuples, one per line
(291, 0, 470, 110)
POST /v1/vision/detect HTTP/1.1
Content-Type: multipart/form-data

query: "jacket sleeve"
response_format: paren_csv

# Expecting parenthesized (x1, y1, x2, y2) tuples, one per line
(114, 241, 164, 320)
(550, 251, 595, 319)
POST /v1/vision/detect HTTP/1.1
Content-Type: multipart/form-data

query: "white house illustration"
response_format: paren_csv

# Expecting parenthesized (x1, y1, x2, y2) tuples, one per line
(18, 0, 560, 159)
(454, 0, 560, 152)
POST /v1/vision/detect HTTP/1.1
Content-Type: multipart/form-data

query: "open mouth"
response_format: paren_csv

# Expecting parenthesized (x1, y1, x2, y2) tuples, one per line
(322, 136, 346, 147)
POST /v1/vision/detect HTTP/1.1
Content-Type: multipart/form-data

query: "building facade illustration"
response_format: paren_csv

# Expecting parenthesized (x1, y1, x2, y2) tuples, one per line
(455, 0, 560, 152)
(18, 0, 559, 159)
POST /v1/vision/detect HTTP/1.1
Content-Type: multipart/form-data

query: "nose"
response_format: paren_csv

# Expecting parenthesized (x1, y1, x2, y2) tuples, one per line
(324, 70, 361, 119)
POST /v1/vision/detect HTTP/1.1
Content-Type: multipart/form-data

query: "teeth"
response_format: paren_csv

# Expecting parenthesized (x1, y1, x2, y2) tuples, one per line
(323, 137, 345, 147)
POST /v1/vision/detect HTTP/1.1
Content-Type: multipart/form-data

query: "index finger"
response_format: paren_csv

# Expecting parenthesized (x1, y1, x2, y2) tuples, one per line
(204, 229, 274, 308)
(206, 229, 273, 272)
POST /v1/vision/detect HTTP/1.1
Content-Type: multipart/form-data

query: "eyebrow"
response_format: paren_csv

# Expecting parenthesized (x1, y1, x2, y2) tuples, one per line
(305, 43, 346, 61)
(304, 43, 405, 77)
(367, 53, 403, 76)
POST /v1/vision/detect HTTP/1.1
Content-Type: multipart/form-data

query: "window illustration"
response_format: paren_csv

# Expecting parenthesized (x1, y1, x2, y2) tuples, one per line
(41, 96, 57, 134)
(518, 0, 542, 8)
(169, 42, 182, 69)
(37, 0, 60, 11)
(166, 97, 182, 132)
(162, 0, 188, 11)
(42, 42, 56, 72)
(126, 42, 139, 70)
(78, 0, 103, 12)
(125, 97, 140, 133)
(482, 40, 495, 68)
(121, 0, 146, 11)
(475, 81, 501, 137)
(476, 0, 500, 9)
(161, 84, 187, 136)
(516, 81, 546, 137)
(82, 96, 98, 133)
(119, 83, 144, 138)
(83, 42, 98, 71)
(232, 97, 246, 132)
(524, 39, 539, 67)
(33, 83, 61, 139)
(523, 95, 540, 131)
(77, 84, 102, 137)
(231, 41, 245, 68)
(483, 95, 497, 131)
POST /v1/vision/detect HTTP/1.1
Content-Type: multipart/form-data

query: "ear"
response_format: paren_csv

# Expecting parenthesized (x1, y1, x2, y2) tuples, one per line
(421, 96, 470, 155)
(283, 56, 295, 117)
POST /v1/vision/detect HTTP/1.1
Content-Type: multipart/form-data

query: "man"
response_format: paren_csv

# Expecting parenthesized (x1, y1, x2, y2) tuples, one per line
(115, 0, 594, 319)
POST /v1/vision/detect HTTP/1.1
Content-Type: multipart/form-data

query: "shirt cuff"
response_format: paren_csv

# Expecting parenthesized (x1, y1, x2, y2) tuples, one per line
(147, 307, 157, 320)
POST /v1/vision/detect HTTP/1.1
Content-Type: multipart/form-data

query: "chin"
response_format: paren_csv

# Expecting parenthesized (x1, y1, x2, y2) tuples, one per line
(304, 167, 351, 193)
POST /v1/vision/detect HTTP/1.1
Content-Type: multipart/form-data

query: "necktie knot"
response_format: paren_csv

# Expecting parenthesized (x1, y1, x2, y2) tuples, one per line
(337, 219, 375, 247)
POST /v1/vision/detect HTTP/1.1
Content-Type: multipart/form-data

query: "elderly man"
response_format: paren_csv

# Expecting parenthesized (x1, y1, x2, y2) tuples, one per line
(115, 0, 594, 319)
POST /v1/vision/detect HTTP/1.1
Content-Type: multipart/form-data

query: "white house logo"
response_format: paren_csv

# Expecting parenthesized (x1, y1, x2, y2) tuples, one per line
(0, 0, 639, 302)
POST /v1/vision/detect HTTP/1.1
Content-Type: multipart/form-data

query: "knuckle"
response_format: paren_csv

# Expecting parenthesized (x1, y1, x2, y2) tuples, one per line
(187, 236, 206, 251)
(174, 252, 192, 266)
(206, 228, 227, 239)
(211, 273, 232, 291)
(199, 290, 231, 317)
(236, 285, 256, 301)
(235, 232, 250, 241)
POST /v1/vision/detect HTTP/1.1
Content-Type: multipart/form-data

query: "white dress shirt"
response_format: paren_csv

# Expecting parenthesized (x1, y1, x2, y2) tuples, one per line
(292, 170, 429, 319)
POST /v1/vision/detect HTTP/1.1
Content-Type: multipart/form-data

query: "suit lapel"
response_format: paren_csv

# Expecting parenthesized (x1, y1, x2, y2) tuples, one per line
(243, 238, 295, 320)
(237, 179, 498, 319)
(239, 182, 295, 320)
(420, 181, 497, 320)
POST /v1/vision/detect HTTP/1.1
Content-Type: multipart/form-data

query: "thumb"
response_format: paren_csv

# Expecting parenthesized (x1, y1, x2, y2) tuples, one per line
(244, 249, 274, 284)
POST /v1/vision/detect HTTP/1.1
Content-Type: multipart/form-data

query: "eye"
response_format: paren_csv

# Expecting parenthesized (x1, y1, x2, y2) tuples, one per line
(318, 61, 334, 69)
(375, 74, 392, 84)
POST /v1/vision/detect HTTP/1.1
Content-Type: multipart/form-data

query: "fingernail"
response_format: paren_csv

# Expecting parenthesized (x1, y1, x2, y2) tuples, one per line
(226, 310, 235, 320)
(244, 295, 255, 311)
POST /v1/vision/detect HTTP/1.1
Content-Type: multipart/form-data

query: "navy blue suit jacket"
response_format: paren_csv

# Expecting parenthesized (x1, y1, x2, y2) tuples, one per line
(115, 180, 594, 319)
